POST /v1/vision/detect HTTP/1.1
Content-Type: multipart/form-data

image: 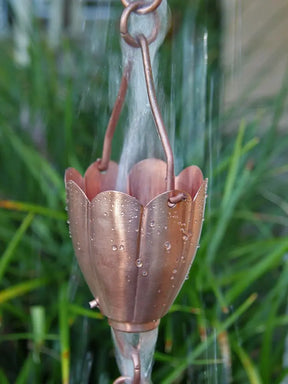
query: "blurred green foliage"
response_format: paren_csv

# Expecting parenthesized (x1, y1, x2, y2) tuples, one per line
(0, 1, 288, 383)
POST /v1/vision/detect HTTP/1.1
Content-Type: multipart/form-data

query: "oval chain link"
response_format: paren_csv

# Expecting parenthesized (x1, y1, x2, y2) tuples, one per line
(120, 1, 160, 48)
(121, 0, 162, 15)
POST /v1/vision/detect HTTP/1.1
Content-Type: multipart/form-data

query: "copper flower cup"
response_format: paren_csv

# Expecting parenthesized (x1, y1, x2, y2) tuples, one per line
(65, 158, 207, 333)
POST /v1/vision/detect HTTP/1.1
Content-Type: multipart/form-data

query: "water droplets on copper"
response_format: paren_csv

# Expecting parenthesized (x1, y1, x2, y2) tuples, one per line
(164, 241, 171, 251)
(135, 259, 143, 268)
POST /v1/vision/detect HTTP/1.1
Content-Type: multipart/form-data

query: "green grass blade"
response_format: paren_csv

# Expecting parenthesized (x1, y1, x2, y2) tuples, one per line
(0, 200, 66, 220)
(233, 342, 263, 384)
(161, 293, 258, 383)
(0, 213, 34, 281)
(226, 238, 288, 303)
(59, 284, 70, 384)
(222, 121, 246, 207)
(0, 369, 10, 384)
(0, 278, 49, 304)
(30, 306, 46, 362)
(2, 124, 65, 204)
(15, 355, 33, 384)
(68, 303, 103, 320)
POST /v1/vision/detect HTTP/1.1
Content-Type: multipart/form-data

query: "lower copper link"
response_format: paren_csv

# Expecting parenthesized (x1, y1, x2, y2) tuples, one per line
(113, 330, 141, 384)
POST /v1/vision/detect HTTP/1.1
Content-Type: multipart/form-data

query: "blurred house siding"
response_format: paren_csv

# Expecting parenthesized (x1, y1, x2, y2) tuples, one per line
(0, 0, 8, 34)
(0, 0, 119, 64)
(222, 0, 288, 129)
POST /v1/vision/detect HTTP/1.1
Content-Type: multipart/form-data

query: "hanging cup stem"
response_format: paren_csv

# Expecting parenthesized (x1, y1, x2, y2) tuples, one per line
(137, 34, 175, 193)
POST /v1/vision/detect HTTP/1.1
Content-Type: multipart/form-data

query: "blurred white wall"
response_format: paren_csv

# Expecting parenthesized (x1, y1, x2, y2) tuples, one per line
(222, 0, 288, 129)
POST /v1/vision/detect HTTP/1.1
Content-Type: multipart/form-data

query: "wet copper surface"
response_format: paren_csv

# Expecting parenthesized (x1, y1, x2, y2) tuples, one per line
(65, 161, 207, 332)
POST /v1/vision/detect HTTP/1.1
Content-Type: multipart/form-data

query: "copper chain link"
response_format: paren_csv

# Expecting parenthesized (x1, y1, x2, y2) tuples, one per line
(121, 0, 162, 15)
(120, 1, 160, 48)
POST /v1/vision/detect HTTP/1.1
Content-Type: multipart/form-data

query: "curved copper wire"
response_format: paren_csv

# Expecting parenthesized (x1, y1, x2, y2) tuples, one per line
(121, 0, 162, 15)
(120, 1, 160, 48)
(100, 2, 185, 204)
(113, 376, 131, 384)
(97, 62, 132, 171)
(137, 34, 175, 193)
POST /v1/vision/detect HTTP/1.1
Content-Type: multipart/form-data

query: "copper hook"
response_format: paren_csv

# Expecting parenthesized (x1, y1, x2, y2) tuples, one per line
(113, 376, 131, 384)
(97, 62, 132, 172)
(137, 34, 176, 194)
(113, 330, 141, 384)
(120, 1, 160, 48)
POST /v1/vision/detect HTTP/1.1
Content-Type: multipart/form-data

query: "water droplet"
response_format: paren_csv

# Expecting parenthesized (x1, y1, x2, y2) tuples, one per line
(119, 245, 124, 251)
(135, 259, 143, 268)
(157, 289, 161, 294)
(142, 271, 148, 277)
(164, 241, 171, 251)
(66, 220, 70, 224)
(135, 228, 139, 233)
(164, 225, 168, 230)
(104, 212, 107, 216)
(173, 269, 177, 274)
(170, 276, 175, 280)
(121, 211, 124, 216)
(183, 234, 189, 241)
(185, 274, 189, 280)
(197, 244, 200, 249)
(112, 245, 118, 251)
(150, 221, 155, 228)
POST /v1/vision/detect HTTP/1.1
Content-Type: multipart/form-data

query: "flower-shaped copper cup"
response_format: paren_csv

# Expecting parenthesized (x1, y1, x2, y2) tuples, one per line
(65, 158, 207, 332)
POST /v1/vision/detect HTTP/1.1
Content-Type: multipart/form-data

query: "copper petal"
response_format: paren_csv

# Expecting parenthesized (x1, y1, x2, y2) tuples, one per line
(65, 180, 101, 298)
(132, 190, 194, 324)
(128, 158, 167, 206)
(84, 160, 119, 201)
(176, 165, 204, 200)
(65, 168, 84, 190)
(88, 191, 142, 322)
(130, 180, 207, 325)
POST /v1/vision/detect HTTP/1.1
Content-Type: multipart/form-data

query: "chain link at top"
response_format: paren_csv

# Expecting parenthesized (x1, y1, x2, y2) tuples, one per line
(121, 0, 162, 14)
(120, 1, 160, 47)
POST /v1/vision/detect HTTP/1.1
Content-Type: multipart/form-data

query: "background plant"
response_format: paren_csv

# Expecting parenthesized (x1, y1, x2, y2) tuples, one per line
(0, 1, 287, 383)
